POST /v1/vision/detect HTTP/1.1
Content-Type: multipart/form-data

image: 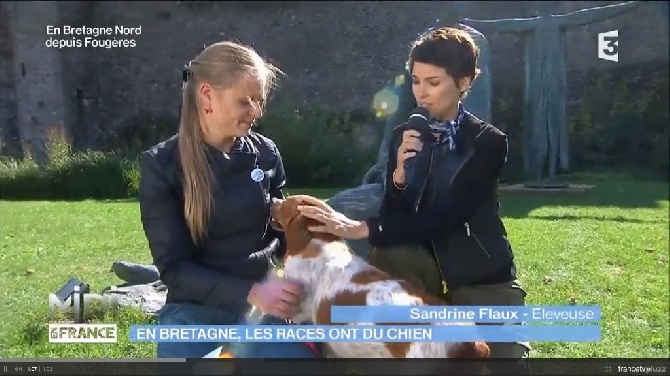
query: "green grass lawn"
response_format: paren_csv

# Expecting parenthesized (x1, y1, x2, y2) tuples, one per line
(1, 178, 668, 358)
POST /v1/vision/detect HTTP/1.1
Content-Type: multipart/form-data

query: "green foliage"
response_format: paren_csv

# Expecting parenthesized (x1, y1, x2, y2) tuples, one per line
(492, 85, 526, 184)
(255, 102, 377, 188)
(107, 114, 178, 156)
(569, 74, 668, 176)
(7, 65, 664, 201)
(0, 127, 140, 200)
(0, 104, 377, 199)
(492, 66, 668, 181)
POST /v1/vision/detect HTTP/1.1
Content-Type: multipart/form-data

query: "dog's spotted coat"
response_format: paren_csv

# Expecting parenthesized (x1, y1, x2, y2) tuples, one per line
(270, 195, 491, 360)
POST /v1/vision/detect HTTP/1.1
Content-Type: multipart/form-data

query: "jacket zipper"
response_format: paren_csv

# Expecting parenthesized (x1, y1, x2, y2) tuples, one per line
(465, 222, 491, 258)
(430, 240, 448, 295)
(414, 149, 447, 295)
(414, 149, 435, 213)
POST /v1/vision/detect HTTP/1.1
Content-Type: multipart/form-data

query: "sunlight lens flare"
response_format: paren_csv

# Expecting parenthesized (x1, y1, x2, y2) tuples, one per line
(372, 74, 406, 119)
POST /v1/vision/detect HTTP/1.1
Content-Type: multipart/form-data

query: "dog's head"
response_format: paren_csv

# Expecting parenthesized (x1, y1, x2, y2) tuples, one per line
(270, 195, 341, 261)
(270, 195, 302, 233)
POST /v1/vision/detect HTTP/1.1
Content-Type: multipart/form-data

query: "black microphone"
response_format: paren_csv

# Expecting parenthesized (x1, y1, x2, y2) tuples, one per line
(403, 107, 434, 190)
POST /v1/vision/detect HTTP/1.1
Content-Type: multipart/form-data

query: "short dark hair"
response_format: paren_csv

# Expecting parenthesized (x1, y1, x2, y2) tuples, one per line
(408, 27, 480, 97)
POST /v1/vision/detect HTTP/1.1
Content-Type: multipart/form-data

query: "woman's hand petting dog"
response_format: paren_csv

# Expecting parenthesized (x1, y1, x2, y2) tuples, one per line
(247, 275, 305, 319)
(297, 199, 369, 240)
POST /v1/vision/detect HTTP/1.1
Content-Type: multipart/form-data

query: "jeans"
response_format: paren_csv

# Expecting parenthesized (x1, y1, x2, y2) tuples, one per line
(156, 302, 319, 359)
(231, 315, 319, 358)
(156, 302, 238, 358)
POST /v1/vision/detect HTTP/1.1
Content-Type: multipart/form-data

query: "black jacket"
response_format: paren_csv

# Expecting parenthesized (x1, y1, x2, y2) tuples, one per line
(366, 112, 516, 291)
(139, 133, 286, 316)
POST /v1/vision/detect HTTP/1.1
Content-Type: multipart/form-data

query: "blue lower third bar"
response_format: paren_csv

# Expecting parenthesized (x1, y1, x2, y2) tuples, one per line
(330, 305, 601, 323)
(129, 324, 601, 343)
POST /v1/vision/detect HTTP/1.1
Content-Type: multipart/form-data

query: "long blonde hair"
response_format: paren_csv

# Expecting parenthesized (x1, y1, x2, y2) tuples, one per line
(178, 41, 281, 244)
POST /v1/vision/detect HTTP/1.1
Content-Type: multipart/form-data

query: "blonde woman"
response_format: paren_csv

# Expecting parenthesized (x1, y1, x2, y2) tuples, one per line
(139, 41, 318, 359)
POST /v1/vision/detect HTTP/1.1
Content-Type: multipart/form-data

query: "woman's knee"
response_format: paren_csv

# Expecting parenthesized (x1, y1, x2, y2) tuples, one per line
(368, 245, 423, 271)
(368, 245, 441, 293)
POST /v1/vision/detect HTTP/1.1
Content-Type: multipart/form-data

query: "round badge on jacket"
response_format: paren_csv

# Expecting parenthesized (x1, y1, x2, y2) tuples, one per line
(250, 168, 265, 182)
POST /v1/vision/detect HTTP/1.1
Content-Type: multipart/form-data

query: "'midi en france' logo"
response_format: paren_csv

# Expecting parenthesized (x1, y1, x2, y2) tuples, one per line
(48, 283, 117, 323)
(49, 323, 117, 343)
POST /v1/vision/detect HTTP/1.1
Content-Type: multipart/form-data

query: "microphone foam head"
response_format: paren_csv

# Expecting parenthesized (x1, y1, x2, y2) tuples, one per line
(409, 107, 430, 121)
(412, 106, 431, 117)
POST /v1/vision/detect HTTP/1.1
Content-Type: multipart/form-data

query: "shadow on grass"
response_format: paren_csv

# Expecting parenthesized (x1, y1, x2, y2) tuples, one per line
(92, 187, 344, 204)
(0, 188, 344, 204)
(526, 215, 666, 224)
(499, 172, 668, 218)
(0, 196, 139, 203)
(2, 173, 667, 218)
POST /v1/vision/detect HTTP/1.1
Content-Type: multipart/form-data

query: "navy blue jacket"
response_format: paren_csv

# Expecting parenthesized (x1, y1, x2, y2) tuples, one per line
(139, 132, 286, 316)
(366, 112, 516, 291)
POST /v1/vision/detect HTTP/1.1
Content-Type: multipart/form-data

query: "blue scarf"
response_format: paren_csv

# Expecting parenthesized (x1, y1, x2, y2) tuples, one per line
(428, 102, 465, 151)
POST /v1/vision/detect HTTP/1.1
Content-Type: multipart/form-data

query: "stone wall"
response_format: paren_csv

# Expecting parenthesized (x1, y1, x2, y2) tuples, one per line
(0, 1, 668, 154)
(0, 4, 19, 155)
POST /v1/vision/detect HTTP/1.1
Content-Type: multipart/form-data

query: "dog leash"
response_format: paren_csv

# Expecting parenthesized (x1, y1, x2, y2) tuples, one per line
(216, 321, 321, 358)
(277, 266, 321, 357)
(285, 318, 323, 358)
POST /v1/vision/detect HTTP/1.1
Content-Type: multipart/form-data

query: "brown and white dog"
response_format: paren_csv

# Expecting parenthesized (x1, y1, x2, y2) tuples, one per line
(270, 194, 490, 363)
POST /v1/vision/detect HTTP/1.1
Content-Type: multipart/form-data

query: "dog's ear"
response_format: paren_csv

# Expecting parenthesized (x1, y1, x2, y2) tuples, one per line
(298, 196, 328, 211)
(298, 198, 310, 207)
